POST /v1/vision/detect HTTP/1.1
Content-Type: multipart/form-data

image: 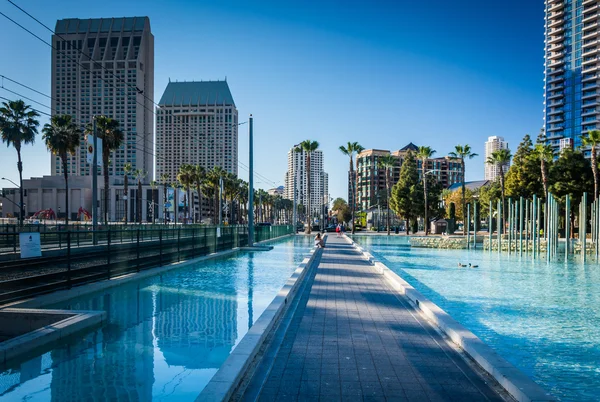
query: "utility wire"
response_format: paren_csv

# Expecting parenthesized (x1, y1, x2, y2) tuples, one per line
(0, 95, 51, 116)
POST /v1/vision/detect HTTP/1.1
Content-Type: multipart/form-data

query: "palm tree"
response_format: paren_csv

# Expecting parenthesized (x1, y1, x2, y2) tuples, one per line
(449, 145, 478, 235)
(378, 154, 396, 235)
(532, 143, 554, 197)
(42, 115, 81, 226)
(0, 100, 40, 226)
(581, 130, 600, 200)
(177, 164, 194, 224)
(486, 148, 512, 215)
(295, 140, 320, 234)
(193, 165, 206, 224)
(416, 146, 436, 236)
(159, 173, 170, 224)
(86, 116, 124, 224)
(134, 169, 146, 224)
(122, 163, 133, 222)
(339, 142, 364, 234)
(150, 180, 157, 224)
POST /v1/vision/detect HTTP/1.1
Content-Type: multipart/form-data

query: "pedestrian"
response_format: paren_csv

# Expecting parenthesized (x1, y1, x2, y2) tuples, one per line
(336, 223, 341, 237)
(314, 232, 325, 248)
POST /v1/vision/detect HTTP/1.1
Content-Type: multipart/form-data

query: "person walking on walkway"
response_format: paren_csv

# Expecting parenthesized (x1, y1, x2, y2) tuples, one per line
(336, 223, 342, 237)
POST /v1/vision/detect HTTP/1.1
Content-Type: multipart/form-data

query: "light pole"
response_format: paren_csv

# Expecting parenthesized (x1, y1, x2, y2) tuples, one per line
(1, 177, 23, 222)
(248, 115, 255, 246)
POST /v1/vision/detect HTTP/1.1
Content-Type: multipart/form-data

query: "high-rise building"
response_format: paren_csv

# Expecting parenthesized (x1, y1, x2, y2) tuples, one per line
(484, 136, 510, 181)
(51, 17, 154, 181)
(544, 1, 599, 155)
(355, 144, 463, 211)
(155, 81, 238, 182)
(284, 148, 329, 219)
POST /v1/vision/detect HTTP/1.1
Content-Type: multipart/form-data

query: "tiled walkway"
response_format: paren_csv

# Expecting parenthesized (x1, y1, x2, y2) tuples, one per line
(245, 236, 507, 402)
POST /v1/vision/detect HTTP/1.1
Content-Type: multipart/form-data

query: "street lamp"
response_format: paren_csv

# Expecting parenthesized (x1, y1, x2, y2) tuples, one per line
(1, 177, 19, 188)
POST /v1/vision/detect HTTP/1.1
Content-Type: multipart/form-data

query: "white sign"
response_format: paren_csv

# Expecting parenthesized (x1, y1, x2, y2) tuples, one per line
(86, 135, 103, 167)
(216, 227, 221, 238)
(20, 232, 41, 259)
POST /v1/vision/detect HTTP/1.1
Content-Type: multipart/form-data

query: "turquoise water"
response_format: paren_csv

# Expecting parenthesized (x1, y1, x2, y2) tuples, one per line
(0, 236, 311, 401)
(353, 235, 600, 402)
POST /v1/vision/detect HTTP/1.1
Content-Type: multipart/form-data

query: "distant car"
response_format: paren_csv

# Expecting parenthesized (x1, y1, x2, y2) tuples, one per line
(257, 222, 272, 227)
(325, 225, 337, 232)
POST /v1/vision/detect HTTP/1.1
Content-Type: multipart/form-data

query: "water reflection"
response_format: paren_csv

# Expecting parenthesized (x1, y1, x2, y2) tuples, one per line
(0, 236, 311, 401)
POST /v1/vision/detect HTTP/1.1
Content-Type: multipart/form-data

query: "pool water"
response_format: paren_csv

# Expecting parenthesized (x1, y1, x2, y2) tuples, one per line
(0, 235, 311, 401)
(353, 235, 600, 402)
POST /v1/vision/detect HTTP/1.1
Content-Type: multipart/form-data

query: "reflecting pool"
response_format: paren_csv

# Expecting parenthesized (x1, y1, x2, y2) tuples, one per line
(353, 235, 600, 402)
(0, 235, 311, 401)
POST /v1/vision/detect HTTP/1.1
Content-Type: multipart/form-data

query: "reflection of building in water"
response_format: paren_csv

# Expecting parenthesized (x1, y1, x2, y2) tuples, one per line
(49, 288, 155, 401)
(154, 283, 238, 369)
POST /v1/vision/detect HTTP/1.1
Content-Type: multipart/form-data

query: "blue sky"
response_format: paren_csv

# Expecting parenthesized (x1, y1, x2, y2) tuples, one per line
(0, 0, 544, 200)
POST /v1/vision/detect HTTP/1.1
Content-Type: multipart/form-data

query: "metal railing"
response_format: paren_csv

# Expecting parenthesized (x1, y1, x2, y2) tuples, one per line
(0, 224, 293, 303)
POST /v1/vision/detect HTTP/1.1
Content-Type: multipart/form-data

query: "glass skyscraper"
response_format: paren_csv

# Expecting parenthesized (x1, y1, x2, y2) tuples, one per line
(545, 0, 599, 155)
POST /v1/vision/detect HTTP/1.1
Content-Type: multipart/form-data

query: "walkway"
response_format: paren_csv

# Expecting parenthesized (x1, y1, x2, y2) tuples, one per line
(243, 236, 507, 402)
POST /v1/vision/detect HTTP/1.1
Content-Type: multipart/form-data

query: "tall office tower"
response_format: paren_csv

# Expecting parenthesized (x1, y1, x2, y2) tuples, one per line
(284, 148, 329, 219)
(545, 1, 600, 155)
(51, 17, 154, 181)
(484, 136, 510, 180)
(155, 81, 238, 182)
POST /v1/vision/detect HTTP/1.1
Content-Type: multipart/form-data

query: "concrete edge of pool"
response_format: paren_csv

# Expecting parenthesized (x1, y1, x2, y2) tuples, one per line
(197, 236, 324, 402)
(349, 237, 557, 402)
(0, 234, 294, 311)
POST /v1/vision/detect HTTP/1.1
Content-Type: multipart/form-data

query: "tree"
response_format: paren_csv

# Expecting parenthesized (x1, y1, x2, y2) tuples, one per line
(134, 169, 146, 224)
(159, 173, 170, 224)
(416, 146, 436, 235)
(193, 165, 206, 223)
(390, 151, 422, 235)
(505, 134, 544, 200)
(379, 154, 396, 235)
(0, 100, 40, 226)
(531, 143, 554, 198)
(87, 116, 124, 224)
(581, 129, 600, 200)
(449, 144, 478, 234)
(486, 148, 511, 216)
(42, 115, 81, 226)
(443, 188, 474, 222)
(295, 140, 319, 234)
(177, 164, 194, 223)
(549, 148, 594, 235)
(339, 142, 364, 234)
(123, 163, 133, 222)
(478, 182, 502, 219)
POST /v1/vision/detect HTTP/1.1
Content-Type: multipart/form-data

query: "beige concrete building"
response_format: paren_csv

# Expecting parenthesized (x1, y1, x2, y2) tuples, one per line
(284, 148, 328, 220)
(50, 17, 154, 181)
(155, 81, 238, 183)
(484, 136, 510, 181)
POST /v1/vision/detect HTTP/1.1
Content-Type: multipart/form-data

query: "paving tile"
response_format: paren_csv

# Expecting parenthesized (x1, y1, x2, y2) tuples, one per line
(241, 237, 506, 402)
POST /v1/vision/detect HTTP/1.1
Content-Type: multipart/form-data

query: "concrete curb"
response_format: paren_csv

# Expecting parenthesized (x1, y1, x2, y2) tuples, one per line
(346, 235, 557, 402)
(2, 234, 294, 310)
(0, 308, 106, 364)
(196, 236, 324, 401)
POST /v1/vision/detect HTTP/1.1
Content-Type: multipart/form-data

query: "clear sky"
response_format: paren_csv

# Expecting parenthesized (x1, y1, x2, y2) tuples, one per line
(0, 0, 544, 200)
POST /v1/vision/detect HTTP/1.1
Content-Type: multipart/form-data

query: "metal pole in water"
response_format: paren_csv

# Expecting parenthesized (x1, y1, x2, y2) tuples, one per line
(579, 193, 587, 262)
(537, 196, 541, 256)
(519, 197, 523, 256)
(525, 199, 530, 253)
(508, 199, 512, 255)
(489, 200, 492, 251)
(467, 204, 471, 250)
(547, 195, 551, 261)
(532, 195, 537, 258)
(497, 199, 502, 254)
(473, 199, 477, 249)
(565, 194, 570, 257)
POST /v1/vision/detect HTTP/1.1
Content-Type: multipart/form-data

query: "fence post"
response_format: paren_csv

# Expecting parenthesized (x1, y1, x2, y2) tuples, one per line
(192, 228, 196, 257)
(13, 232, 17, 255)
(67, 231, 72, 289)
(136, 228, 141, 272)
(107, 230, 111, 278)
(159, 229, 163, 266)
(177, 226, 181, 262)
(59, 230, 62, 249)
